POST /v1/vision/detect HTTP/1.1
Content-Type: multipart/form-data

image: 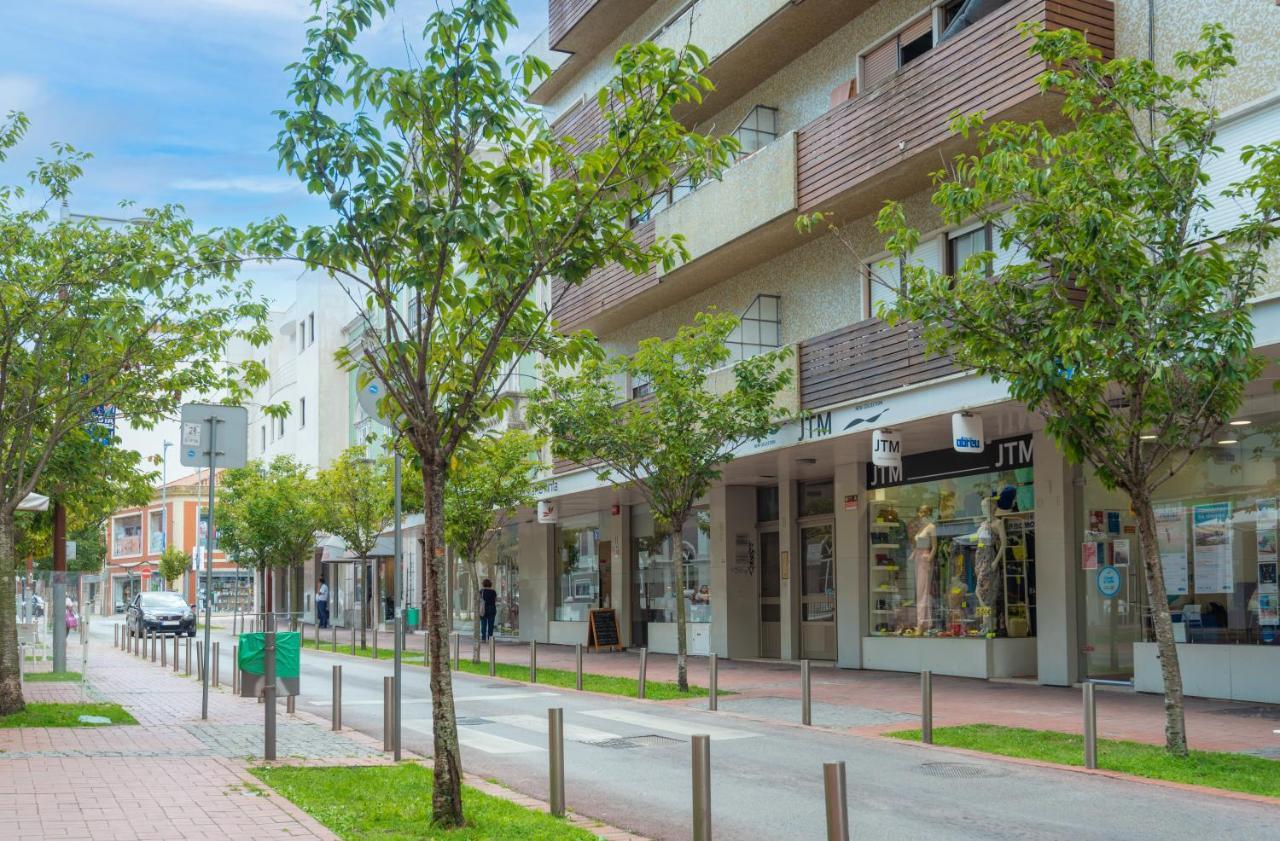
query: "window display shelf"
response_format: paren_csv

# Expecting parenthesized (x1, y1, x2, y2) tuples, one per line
(872, 543, 902, 550)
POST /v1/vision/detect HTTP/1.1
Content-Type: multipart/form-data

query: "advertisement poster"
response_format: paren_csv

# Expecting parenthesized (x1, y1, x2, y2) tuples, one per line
(1088, 510, 1106, 538)
(1259, 498, 1279, 529)
(1192, 502, 1234, 594)
(1111, 539, 1131, 567)
(1260, 593, 1279, 626)
(1259, 561, 1278, 594)
(1155, 504, 1189, 596)
(1106, 511, 1122, 536)
(1082, 541, 1101, 570)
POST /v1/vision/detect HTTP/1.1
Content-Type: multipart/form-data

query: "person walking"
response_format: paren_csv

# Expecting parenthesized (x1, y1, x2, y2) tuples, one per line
(479, 579, 497, 642)
(316, 578, 330, 629)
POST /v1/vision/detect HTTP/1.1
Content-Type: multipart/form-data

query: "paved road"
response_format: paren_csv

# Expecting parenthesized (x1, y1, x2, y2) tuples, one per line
(94, 622, 1280, 840)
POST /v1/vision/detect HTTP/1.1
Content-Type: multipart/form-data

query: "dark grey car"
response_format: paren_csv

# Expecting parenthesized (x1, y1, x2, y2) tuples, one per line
(127, 591, 196, 637)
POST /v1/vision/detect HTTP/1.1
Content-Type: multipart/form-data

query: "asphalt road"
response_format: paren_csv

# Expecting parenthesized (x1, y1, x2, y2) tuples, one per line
(94, 622, 1280, 840)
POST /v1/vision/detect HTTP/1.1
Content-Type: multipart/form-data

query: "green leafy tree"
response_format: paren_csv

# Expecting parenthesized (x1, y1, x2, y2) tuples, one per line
(217, 457, 322, 616)
(157, 546, 192, 590)
(444, 429, 544, 663)
(316, 446, 393, 645)
(239, 0, 735, 823)
(849, 25, 1279, 755)
(0, 114, 269, 714)
(529, 312, 793, 692)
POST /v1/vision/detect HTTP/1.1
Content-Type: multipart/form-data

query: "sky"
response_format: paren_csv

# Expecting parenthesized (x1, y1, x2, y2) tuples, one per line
(0, 0, 547, 482)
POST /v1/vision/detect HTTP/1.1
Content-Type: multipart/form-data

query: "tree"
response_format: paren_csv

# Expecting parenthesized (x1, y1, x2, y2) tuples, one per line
(0, 114, 269, 714)
(316, 446, 393, 645)
(242, 0, 736, 824)
(832, 25, 1278, 755)
(217, 457, 321, 617)
(529, 311, 793, 691)
(157, 546, 192, 590)
(443, 429, 543, 663)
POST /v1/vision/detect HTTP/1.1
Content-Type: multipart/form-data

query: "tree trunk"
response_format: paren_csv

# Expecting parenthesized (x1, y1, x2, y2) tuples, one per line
(0, 511, 24, 714)
(671, 523, 689, 693)
(423, 456, 464, 827)
(1131, 492, 1189, 756)
(469, 559, 481, 664)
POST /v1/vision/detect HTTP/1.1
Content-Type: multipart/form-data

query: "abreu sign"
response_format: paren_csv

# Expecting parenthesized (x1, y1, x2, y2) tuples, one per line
(867, 434, 1033, 489)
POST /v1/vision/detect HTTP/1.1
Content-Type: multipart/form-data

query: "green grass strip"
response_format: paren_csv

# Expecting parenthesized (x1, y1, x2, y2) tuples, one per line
(0, 702, 136, 728)
(452, 657, 724, 701)
(252, 763, 599, 840)
(301, 637, 427, 663)
(23, 671, 82, 682)
(887, 724, 1280, 798)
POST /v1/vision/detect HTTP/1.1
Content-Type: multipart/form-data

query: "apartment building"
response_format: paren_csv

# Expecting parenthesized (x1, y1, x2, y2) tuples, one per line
(514, 0, 1280, 704)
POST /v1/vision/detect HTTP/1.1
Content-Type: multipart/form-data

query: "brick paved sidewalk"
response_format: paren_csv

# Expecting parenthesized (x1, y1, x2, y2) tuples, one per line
(463, 635, 1280, 757)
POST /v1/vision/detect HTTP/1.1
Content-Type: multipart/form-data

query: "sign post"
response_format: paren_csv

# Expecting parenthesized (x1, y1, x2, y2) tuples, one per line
(180, 403, 247, 720)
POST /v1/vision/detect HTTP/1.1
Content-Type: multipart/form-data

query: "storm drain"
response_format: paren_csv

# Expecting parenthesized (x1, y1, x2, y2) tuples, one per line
(915, 762, 1006, 779)
(587, 734, 683, 750)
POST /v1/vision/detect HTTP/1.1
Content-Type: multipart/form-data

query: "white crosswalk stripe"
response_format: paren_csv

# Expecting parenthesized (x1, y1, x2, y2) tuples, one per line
(580, 709, 758, 741)
(487, 713, 621, 743)
(404, 718, 544, 754)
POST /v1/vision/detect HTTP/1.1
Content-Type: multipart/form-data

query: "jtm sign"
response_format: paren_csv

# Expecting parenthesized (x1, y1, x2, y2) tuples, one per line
(867, 434, 1033, 489)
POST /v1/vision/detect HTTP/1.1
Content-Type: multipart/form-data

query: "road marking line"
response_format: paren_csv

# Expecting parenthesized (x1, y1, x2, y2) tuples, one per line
(403, 719, 544, 754)
(487, 714, 621, 743)
(581, 709, 758, 741)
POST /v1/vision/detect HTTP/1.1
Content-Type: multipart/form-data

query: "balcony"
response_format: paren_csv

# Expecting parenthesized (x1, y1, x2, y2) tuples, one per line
(550, 0, 1114, 337)
(531, 1, 657, 106)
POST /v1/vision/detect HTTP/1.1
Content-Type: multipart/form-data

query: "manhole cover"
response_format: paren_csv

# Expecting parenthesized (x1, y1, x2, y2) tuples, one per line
(77, 715, 113, 725)
(915, 762, 1005, 779)
(588, 734, 683, 750)
(456, 717, 491, 726)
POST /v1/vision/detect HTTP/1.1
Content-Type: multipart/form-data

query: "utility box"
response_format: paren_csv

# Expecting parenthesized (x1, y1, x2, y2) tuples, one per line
(238, 631, 301, 697)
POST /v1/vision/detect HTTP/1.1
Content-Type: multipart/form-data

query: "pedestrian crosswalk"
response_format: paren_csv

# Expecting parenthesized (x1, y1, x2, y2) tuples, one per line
(404, 707, 760, 755)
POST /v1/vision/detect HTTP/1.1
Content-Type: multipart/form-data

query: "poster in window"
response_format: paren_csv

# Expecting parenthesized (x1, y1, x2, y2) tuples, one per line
(1106, 511, 1122, 536)
(1110, 539, 1130, 567)
(1259, 561, 1278, 594)
(1155, 504, 1189, 596)
(1192, 501, 1234, 594)
(1260, 593, 1279, 626)
(1087, 510, 1106, 539)
(1081, 541, 1101, 570)
(1258, 497, 1279, 530)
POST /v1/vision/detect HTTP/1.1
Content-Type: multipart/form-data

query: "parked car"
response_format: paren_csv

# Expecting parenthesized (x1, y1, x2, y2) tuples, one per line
(127, 591, 196, 637)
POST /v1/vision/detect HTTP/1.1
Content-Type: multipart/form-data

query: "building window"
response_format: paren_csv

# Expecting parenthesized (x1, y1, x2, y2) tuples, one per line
(298, 322, 305, 352)
(632, 505, 712, 625)
(860, 13, 935, 90)
(261, 425, 267, 451)
(148, 509, 165, 554)
(732, 105, 778, 158)
(725, 294, 782, 363)
(630, 376, 653, 400)
(278, 416, 286, 438)
(798, 481, 834, 517)
(113, 513, 143, 557)
(299, 397, 306, 429)
(868, 437, 1035, 638)
(756, 486, 780, 522)
(948, 224, 992, 275)
(554, 515, 600, 622)
(308, 313, 315, 346)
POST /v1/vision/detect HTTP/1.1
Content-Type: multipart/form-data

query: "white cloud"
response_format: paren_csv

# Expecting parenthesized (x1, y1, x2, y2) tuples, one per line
(0, 74, 45, 113)
(172, 176, 299, 194)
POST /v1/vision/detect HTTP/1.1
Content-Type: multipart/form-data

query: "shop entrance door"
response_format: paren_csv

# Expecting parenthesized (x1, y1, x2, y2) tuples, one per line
(799, 522, 836, 660)
(1083, 554, 1149, 682)
(758, 530, 781, 658)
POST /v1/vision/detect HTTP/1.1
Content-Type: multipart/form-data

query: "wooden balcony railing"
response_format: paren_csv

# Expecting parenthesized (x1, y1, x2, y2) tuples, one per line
(797, 318, 958, 411)
(551, 218, 657, 332)
(549, 0, 654, 53)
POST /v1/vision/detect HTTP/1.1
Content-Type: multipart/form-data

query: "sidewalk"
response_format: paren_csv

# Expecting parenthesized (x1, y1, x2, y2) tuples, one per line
(0, 641, 385, 840)
(464, 636, 1280, 756)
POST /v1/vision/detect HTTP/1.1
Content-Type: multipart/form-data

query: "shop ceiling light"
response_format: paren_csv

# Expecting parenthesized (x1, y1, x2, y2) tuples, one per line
(1217, 439, 1238, 445)
(1229, 419, 1252, 426)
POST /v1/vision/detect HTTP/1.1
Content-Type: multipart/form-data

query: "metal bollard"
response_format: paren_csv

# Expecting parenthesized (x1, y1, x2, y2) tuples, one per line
(383, 675, 395, 752)
(488, 636, 496, 677)
(148, 631, 155, 663)
(638, 647, 648, 699)
(423, 628, 430, 666)
(332, 665, 343, 731)
(692, 734, 712, 841)
(921, 670, 933, 744)
(575, 644, 583, 691)
(801, 660, 812, 726)
(196, 641, 204, 681)
(823, 761, 850, 841)
(212, 642, 220, 688)
(453, 632, 460, 670)
(264, 629, 277, 761)
(125, 627, 131, 654)
(186, 637, 192, 676)
(17, 643, 23, 688)
(1083, 682, 1097, 770)
(332, 623, 337, 653)
(372, 626, 379, 659)
(161, 634, 167, 667)
(351, 620, 356, 656)
(286, 694, 296, 714)
(709, 653, 718, 711)
(315, 620, 320, 650)
(114, 625, 119, 648)
(173, 635, 179, 672)
(530, 640, 537, 684)
(231, 644, 237, 690)
(548, 708, 565, 817)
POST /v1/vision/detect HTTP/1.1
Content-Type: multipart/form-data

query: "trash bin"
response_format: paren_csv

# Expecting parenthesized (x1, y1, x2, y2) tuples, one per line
(238, 631, 301, 697)
(405, 607, 420, 629)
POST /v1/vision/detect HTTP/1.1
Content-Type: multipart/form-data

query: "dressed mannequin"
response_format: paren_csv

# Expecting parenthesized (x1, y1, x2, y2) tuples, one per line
(909, 505, 937, 632)
(974, 497, 1006, 636)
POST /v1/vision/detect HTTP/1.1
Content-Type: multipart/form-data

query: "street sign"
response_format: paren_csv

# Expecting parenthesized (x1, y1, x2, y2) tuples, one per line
(356, 375, 394, 430)
(179, 404, 248, 468)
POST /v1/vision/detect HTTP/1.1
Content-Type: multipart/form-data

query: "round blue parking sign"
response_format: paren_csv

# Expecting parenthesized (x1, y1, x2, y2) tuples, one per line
(1097, 566, 1122, 598)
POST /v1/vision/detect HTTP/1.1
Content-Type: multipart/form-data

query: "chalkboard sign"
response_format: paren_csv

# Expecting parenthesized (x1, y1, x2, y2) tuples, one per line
(588, 608, 620, 651)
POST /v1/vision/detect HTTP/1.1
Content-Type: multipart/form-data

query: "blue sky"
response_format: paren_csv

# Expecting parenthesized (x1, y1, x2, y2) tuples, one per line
(0, 0, 547, 302)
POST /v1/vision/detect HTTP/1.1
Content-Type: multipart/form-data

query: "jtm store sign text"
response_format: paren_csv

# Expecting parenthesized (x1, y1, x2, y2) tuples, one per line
(867, 434, 1033, 489)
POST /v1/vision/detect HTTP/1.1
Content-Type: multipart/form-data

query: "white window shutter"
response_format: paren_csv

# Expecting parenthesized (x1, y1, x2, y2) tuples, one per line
(1198, 98, 1280, 239)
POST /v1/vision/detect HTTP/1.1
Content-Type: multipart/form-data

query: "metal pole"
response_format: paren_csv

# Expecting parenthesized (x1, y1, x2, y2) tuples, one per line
(52, 501, 66, 674)
(331, 665, 342, 731)
(372, 625, 378, 659)
(229, 643, 235, 689)
(114, 625, 119, 648)
(692, 734, 712, 841)
(392, 448, 404, 761)
(332, 622, 337, 653)
(548, 707, 565, 817)
(1083, 682, 1097, 770)
(921, 670, 933, 744)
(173, 635, 179, 672)
(151, 631, 157, 663)
(383, 675, 394, 752)
(575, 643, 583, 691)
(17, 643, 23, 689)
(709, 653, 718, 711)
(801, 659, 812, 726)
(186, 637, 192, 676)
(264, 620, 277, 761)
(125, 625, 131, 654)
(488, 635, 496, 677)
(315, 619, 319, 650)
(823, 761, 850, 841)
(212, 641, 220, 688)
(196, 641, 204, 681)
(286, 694, 295, 714)
(530, 640, 537, 684)
(350, 613, 356, 656)
(200, 415, 219, 721)
(423, 626, 429, 665)
(161, 634, 167, 667)
(453, 632, 460, 670)
(638, 647, 648, 699)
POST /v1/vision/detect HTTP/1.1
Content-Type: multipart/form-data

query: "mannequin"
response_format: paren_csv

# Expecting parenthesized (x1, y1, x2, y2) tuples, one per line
(909, 505, 937, 632)
(974, 497, 1006, 636)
